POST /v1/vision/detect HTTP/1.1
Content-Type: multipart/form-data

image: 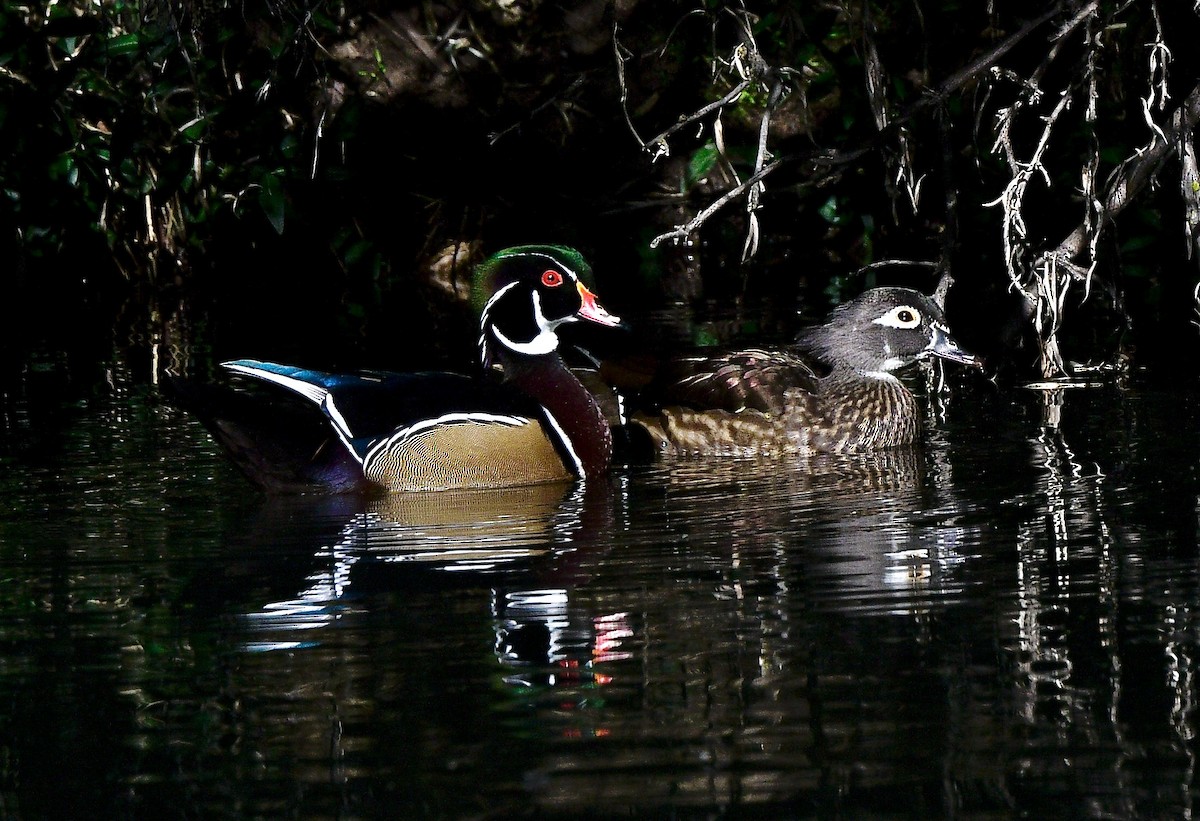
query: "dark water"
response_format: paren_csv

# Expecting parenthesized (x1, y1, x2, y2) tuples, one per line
(1, 362, 1199, 820)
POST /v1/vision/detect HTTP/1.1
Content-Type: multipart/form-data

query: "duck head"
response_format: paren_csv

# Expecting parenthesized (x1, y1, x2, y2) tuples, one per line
(797, 287, 981, 377)
(472, 245, 622, 370)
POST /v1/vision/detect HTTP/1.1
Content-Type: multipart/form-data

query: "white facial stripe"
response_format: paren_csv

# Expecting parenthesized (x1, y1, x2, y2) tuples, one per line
(489, 290, 569, 356)
(517, 251, 580, 284)
(480, 258, 588, 361)
(479, 280, 522, 364)
(872, 305, 923, 329)
(532, 291, 555, 331)
(480, 280, 520, 328)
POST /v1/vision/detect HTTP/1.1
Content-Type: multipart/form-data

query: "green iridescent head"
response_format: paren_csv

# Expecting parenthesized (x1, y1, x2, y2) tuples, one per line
(470, 245, 595, 318)
(470, 245, 619, 369)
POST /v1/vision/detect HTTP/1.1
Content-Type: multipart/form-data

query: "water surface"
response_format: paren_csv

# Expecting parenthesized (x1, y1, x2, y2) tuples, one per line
(1, 369, 1198, 819)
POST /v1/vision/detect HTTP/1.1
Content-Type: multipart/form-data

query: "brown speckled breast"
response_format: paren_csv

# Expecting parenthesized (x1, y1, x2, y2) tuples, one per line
(363, 418, 573, 491)
(805, 375, 920, 452)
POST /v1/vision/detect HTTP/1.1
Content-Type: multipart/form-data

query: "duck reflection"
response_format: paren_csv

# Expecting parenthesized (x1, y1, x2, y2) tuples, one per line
(638, 443, 972, 618)
(230, 480, 618, 653)
(184, 424, 986, 816)
(493, 587, 634, 692)
(217, 428, 968, 663)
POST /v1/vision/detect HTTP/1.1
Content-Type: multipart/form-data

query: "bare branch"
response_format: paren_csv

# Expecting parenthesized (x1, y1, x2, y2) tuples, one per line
(1022, 80, 1200, 375)
(1049, 80, 1200, 266)
(633, 4, 1074, 260)
(856, 259, 939, 273)
(1147, 0, 1170, 112)
(1181, 130, 1200, 259)
(650, 159, 783, 249)
(1032, 1, 1098, 90)
(1193, 282, 1200, 332)
(644, 78, 752, 160)
(487, 76, 586, 146)
(984, 88, 1075, 295)
(914, 3, 1069, 113)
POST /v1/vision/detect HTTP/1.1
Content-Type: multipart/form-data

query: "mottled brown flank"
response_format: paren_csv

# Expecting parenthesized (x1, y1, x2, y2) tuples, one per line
(364, 419, 573, 491)
(632, 368, 920, 457)
(622, 287, 977, 458)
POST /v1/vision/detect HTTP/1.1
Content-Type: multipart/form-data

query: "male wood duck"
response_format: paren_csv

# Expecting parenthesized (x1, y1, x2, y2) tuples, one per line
(175, 246, 623, 493)
(618, 287, 982, 456)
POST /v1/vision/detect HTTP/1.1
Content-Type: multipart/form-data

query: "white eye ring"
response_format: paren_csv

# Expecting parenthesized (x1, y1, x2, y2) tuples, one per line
(873, 306, 922, 329)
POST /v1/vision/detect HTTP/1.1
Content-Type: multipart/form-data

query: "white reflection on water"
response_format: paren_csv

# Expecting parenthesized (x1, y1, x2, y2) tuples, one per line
(236, 482, 591, 651)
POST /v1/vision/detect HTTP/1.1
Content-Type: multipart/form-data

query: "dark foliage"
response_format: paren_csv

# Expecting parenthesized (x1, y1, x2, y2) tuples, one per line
(2, 0, 1199, 388)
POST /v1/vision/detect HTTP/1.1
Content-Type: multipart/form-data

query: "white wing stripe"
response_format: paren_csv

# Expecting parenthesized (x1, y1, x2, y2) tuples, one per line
(319, 395, 363, 466)
(538, 406, 584, 476)
(223, 362, 329, 406)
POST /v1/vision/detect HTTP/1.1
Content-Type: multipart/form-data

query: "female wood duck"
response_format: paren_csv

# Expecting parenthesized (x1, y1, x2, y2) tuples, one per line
(619, 287, 982, 456)
(178, 246, 623, 493)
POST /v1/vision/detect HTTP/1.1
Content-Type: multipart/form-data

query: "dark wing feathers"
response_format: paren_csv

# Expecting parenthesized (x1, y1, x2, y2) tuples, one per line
(643, 348, 822, 415)
(169, 362, 554, 493)
(318, 371, 540, 445)
(221, 361, 544, 448)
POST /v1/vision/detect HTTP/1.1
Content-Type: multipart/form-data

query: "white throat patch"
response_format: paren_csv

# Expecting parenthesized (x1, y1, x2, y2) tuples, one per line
(489, 289, 563, 356)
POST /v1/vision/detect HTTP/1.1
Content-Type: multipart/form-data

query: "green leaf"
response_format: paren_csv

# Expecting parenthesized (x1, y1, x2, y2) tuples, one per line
(105, 32, 141, 57)
(343, 239, 372, 265)
(1119, 234, 1156, 253)
(47, 153, 74, 181)
(818, 195, 843, 225)
(259, 174, 285, 234)
(693, 327, 720, 347)
(181, 117, 207, 141)
(686, 144, 719, 187)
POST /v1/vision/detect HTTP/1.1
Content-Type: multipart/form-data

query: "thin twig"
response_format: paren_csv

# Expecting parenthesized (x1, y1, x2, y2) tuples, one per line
(612, 21, 645, 149)
(644, 78, 752, 159)
(1050, 80, 1200, 266)
(487, 75, 586, 145)
(650, 158, 783, 249)
(856, 259, 939, 272)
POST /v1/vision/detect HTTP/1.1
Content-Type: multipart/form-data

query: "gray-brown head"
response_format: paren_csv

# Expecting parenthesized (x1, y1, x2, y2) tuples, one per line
(796, 288, 981, 377)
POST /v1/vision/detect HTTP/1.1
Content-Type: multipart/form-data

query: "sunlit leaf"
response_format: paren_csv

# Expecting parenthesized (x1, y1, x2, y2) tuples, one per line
(105, 33, 141, 57)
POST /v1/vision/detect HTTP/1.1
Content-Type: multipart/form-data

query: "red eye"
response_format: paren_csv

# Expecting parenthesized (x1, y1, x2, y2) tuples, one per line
(541, 269, 564, 287)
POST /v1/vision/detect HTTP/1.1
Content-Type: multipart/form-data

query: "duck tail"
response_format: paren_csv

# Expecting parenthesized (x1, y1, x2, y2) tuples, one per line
(163, 371, 368, 494)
